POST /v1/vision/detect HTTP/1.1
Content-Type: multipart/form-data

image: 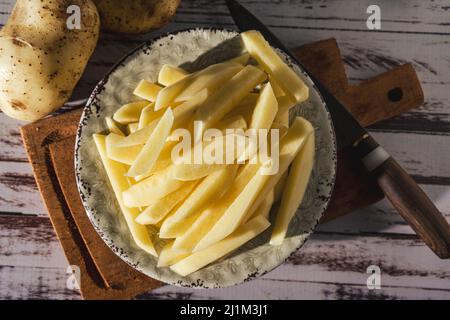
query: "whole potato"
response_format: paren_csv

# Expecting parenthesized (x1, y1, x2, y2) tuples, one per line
(93, 0, 181, 34)
(0, 0, 100, 122)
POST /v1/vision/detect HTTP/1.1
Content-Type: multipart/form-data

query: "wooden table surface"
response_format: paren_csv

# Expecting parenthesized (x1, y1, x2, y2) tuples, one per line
(1, 0, 450, 300)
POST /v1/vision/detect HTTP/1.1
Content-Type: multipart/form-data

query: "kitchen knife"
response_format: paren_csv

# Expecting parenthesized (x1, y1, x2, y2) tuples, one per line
(226, 0, 450, 258)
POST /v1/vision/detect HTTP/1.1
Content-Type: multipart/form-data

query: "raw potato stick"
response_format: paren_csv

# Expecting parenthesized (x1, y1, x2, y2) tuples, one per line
(138, 103, 165, 130)
(105, 117, 125, 136)
(157, 240, 190, 267)
(105, 133, 142, 165)
(241, 30, 309, 103)
(194, 65, 267, 140)
(159, 164, 239, 238)
(158, 64, 189, 87)
(155, 62, 242, 110)
(93, 134, 157, 256)
(127, 108, 174, 177)
(271, 132, 315, 245)
(193, 165, 271, 251)
(171, 163, 260, 251)
(246, 189, 275, 222)
(195, 117, 314, 251)
(135, 180, 198, 225)
(127, 123, 139, 134)
(226, 52, 250, 65)
(170, 215, 270, 276)
(123, 165, 185, 207)
(175, 63, 244, 102)
(133, 80, 163, 102)
(245, 118, 314, 220)
(113, 101, 149, 124)
(115, 121, 157, 148)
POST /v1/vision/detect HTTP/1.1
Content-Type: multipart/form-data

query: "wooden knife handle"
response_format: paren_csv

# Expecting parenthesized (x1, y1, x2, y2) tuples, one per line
(355, 135, 450, 258)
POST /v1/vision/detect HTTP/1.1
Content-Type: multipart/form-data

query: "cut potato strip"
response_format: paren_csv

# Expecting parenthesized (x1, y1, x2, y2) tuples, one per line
(249, 83, 278, 131)
(138, 103, 165, 130)
(134, 139, 178, 181)
(273, 171, 288, 202)
(123, 165, 184, 207)
(127, 108, 174, 177)
(237, 83, 278, 163)
(247, 189, 274, 222)
(226, 52, 250, 65)
(241, 30, 309, 103)
(171, 216, 270, 276)
(194, 65, 267, 140)
(127, 122, 139, 134)
(172, 89, 209, 128)
(155, 62, 242, 110)
(105, 117, 125, 136)
(271, 122, 289, 140)
(215, 115, 247, 132)
(193, 164, 271, 251)
(172, 133, 248, 181)
(135, 180, 198, 225)
(115, 121, 156, 148)
(271, 132, 315, 245)
(105, 133, 142, 165)
(157, 241, 190, 267)
(195, 117, 313, 251)
(224, 93, 258, 124)
(172, 205, 222, 252)
(173, 162, 261, 251)
(269, 76, 285, 97)
(158, 64, 189, 87)
(93, 134, 157, 256)
(275, 110, 290, 127)
(133, 80, 163, 102)
(174, 62, 243, 103)
(113, 101, 149, 124)
(159, 164, 238, 238)
(277, 95, 296, 116)
(245, 117, 314, 220)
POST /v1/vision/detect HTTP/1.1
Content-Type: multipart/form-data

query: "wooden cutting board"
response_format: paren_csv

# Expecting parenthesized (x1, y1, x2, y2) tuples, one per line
(20, 38, 424, 299)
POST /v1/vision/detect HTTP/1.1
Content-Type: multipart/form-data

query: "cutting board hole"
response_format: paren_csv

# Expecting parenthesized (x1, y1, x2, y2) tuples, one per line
(388, 87, 403, 102)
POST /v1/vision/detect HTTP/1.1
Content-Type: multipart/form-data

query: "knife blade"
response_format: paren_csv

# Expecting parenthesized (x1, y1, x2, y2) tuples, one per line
(226, 0, 450, 258)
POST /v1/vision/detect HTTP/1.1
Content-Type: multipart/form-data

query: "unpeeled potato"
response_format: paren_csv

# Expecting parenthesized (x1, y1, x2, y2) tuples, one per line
(0, 0, 100, 122)
(93, 0, 181, 34)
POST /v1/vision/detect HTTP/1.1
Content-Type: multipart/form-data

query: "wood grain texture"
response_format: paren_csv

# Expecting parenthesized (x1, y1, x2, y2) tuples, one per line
(2, 214, 450, 300)
(0, 0, 449, 299)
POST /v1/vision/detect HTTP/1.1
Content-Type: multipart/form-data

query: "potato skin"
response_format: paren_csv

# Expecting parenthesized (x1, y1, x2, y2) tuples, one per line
(0, 0, 100, 122)
(93, 0, 181, 34)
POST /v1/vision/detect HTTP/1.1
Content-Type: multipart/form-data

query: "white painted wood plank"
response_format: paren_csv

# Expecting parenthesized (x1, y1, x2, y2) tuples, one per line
(146, 278, 450, 300)
(319, 184, 450, 235)
(1, 215, 450, 299)
(0, 161, 46, 215)
(174, 0, 450, 35)
(0, 113, 28, 162)
(0, 216, 67, 268)
(0, 266, 80, 300)
(370, 131, 450, 181)
(3, 0, 450, 34)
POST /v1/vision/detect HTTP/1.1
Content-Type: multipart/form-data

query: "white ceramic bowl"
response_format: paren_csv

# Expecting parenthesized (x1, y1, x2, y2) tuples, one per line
(75, 28, 336, 288)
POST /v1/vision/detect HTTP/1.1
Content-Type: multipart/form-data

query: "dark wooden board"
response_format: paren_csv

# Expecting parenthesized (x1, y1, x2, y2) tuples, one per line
(50, 136, 162, 296)
(20, 38, 424, 299)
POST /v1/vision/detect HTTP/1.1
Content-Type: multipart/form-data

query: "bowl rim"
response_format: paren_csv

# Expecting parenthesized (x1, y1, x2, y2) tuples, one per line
(74, 27, 337, 288)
